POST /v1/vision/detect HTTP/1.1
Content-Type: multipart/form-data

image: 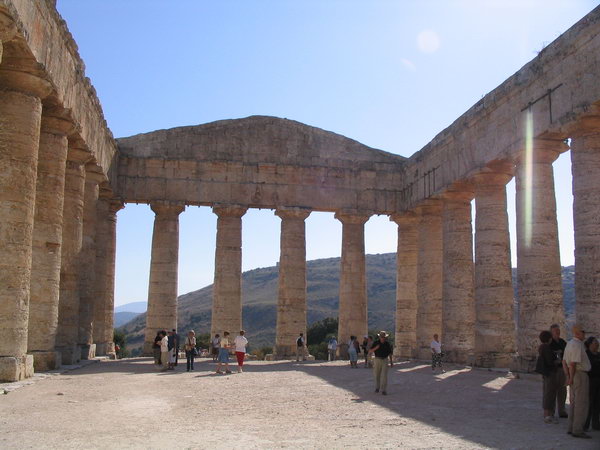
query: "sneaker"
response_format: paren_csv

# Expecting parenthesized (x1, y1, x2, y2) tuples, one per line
(544, 416, 554, 424)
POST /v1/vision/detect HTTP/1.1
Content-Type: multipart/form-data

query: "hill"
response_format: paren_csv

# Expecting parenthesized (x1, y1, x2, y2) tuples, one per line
(115, 301, 147, 313)
(120, 253, 575, 355)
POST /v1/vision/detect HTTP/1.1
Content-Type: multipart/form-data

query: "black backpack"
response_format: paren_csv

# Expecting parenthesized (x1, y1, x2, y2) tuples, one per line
(297, 337, 303, 347)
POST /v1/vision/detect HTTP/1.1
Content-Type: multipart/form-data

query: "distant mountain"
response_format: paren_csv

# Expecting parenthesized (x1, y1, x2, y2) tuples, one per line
(114, 311, 142, 327)
(119, 253, 575, 356)
(115, 301, 147, 313)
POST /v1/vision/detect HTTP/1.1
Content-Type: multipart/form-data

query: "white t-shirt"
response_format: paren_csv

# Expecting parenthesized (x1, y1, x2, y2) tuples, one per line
(430, 340, 442, 354)
(234, 335, 248, 353)
(160, 335, 169, 352)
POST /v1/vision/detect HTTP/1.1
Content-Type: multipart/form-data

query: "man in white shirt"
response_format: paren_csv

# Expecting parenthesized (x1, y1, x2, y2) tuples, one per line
(160, 331, 169, 372)
(234, 330, 249, 373)
(563, 324, 592, 439)
(327, 337, 337, 361)
(430, 334, 445, 373)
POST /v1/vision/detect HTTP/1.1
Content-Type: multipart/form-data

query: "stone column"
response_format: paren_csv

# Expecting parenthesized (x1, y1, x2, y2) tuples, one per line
(93, 198, 124, 356)
(571, 121, 600, 338)
(0, 67, 51, 381)
(142, 202, 185, 355)
(210, 205, 247, 338)
(515, 140, 566, 371)
(77, 168, 105, 360)
(390, 213, 418, 359)
(274, 208, 311, 358)
(415, 200, 443, 360)
(473, 170, 516, 368)
(56, 148, 91, 365)
(335, 212, 370, 359)
(441, 190, 475, 364)
(27, 111, 73, 371)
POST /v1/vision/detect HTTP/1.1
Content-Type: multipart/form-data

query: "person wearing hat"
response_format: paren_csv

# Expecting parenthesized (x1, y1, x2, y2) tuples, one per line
(564, 324, 592, 439)
(368, 331, 394, 395)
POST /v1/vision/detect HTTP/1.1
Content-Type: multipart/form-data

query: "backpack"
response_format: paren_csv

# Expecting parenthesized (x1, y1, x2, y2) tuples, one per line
(297, 337, 303, 347)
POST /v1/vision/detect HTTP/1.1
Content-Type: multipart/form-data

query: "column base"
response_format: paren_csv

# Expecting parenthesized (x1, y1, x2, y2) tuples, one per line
(0, 355, 34, 382)
(337, 343, 349, 360)
(274, 344, 296, 359)
(473, 352, 514, 369)
(142, 342, 155, 357)
(513, 355, 537, 373)
(80, 344, 96, 360)
(58, 345, 81, 365)
(95, 342, 115, 356)
(30, 351, 61, 372)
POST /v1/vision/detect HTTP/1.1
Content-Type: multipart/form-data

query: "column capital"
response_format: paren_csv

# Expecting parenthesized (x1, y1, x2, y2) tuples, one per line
(150, 201, 185, 217)
(471, 170, 513, 188)
(514, 138, 567, 165)
(389, 211, 418, 225)
(334, 210, 370, 225)
(275, 207, 311, 221)
(414, 198, 442, 216)
(67, 146, 93, 165)
(108, 199, 125, 214)
(0, 67, 53, 99)
(440, 181, 474, 203)
(212, 204, 247, 218)
(85, 164, 106, 185)
(41, 104, 76, 136)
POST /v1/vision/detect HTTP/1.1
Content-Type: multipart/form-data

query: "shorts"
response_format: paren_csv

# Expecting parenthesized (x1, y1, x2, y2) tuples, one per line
(218, 348, 229, 363)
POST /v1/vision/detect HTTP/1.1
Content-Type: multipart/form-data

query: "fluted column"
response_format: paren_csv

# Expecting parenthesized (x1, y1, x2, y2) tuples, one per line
(27, 111, 73, 371)
(142, 202, 185, 355)
(77, 168, 104, 360)
(571, 120, 600, 338)
(94, 198, 124, 356)
(415, 200, 443, 360)
(0, 67, 51, 381)
(473, 170, 516, 368)
(390, 213, 418, 359)
(275, 208, 311, 358)
(210, 205, 247, 338)
(441, 190, 475, 364)
(335, 212, 370, 359)
(56, 148, 91, 365)
(515, 139, 566, 370)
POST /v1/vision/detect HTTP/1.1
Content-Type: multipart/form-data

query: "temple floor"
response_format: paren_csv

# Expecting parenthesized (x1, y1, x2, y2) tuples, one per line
(1, 358, 597, 449)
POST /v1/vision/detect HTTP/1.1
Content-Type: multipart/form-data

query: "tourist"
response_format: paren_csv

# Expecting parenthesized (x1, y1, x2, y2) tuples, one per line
(348, 335, 360, 368)
(184, 330, 197, 372)
(369, 331, 393, 395)
(564, 324, 592, 439)
(172, 329, 180, 367)
(296, 333, 306, 362)
(167, 330, 176, 370)
(211, 333, 221, 362)
(536, 330, 561, 424)
(550, 324, 568, 418)
(327, 336, 337, 361)
(363, 335, 374, 368)
(152, 331, 162, 366)
(430, 334, 445, 373)
(584, 336, 600, 431)
(160, 330, 169, 372)
(234, 330, 249, 373)
(216, 331, 232, 374)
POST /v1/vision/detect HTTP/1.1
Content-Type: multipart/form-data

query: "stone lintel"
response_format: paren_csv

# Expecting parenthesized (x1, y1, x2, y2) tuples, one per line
(389, 211, 418, 225)
(150, 201, 185, 217)
(414, 198, 442, 216)
(212, 204, 247, 218)
(275, 207, 311, 221)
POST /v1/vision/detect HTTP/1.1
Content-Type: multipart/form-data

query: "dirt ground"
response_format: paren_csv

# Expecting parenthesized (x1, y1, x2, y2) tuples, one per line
(0, 357, 598, 449)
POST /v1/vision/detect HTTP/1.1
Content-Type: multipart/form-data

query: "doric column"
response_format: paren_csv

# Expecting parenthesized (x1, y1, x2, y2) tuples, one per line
(441, 189, 475, 364)
(142, 202, 185, 355)
(570, 119, 600, 338)
(335, 212, 370, 359)
(473, 170, 516, 368)
(77, 167, 105, 360)
(56, 148, 91, 365)
(93, 197, 124, 356)
(210, 205, 247, 338)
(390, 212, 418, 359)
(274, 208, 311, 358)
(415, 200, 443, 360)
(515, 139, 566, 370)
(27, 110, 73, 371)
(0, 66, 52, 381)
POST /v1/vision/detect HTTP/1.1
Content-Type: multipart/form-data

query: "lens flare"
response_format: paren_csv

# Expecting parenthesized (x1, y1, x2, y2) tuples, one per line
(523, 110, 534, 249)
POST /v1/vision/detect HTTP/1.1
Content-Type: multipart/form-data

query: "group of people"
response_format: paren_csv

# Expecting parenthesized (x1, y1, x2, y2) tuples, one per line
(152, 329, 198, 372)
(209, 330, 249, 374)
(537, 323, 600, 440)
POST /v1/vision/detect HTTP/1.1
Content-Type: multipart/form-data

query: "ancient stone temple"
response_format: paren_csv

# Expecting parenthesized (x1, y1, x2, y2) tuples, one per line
(1, 0, 600, 381)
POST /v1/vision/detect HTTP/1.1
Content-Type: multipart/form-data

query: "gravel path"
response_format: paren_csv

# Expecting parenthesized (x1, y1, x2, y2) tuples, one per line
(1, 358, 598, 449)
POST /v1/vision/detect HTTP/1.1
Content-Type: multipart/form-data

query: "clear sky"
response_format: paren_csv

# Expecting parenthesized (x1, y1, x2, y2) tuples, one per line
(56, 0, 597, 307)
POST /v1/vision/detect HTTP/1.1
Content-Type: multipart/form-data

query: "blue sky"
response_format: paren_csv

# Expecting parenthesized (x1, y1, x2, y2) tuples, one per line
(56, 0, 597, 307)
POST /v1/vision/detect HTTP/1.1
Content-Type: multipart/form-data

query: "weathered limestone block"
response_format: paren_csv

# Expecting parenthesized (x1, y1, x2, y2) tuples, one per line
(515, 140, 566, 371)
(93, 197, 123, 356)
(27, 112, 73, 371)
(415, 200, 443, 360)
(473, 170, 516, 368)
(0, 68, 51, 381)
(56, 148, 91, 365)
(210, 205, 247, 338)
(441, 189, 475, 364)
(275, 208, 311, 358)
(390, 212, 418, 359)
(335, 212, 370, 359)
(570, 119, 600, 338)
(143, 202, 185, 355)
(0, 355, 34, 382)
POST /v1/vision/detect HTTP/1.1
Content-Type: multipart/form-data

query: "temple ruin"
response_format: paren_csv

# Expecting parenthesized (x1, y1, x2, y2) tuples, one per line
(1, 0, 599, 381)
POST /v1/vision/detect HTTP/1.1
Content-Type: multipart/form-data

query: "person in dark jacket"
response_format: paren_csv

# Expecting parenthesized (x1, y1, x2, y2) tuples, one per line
(152, 331, 163, 366)
(549, 324, 568, 418)
(584, 337, 600, 431)
(537, 330, 562, 424)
